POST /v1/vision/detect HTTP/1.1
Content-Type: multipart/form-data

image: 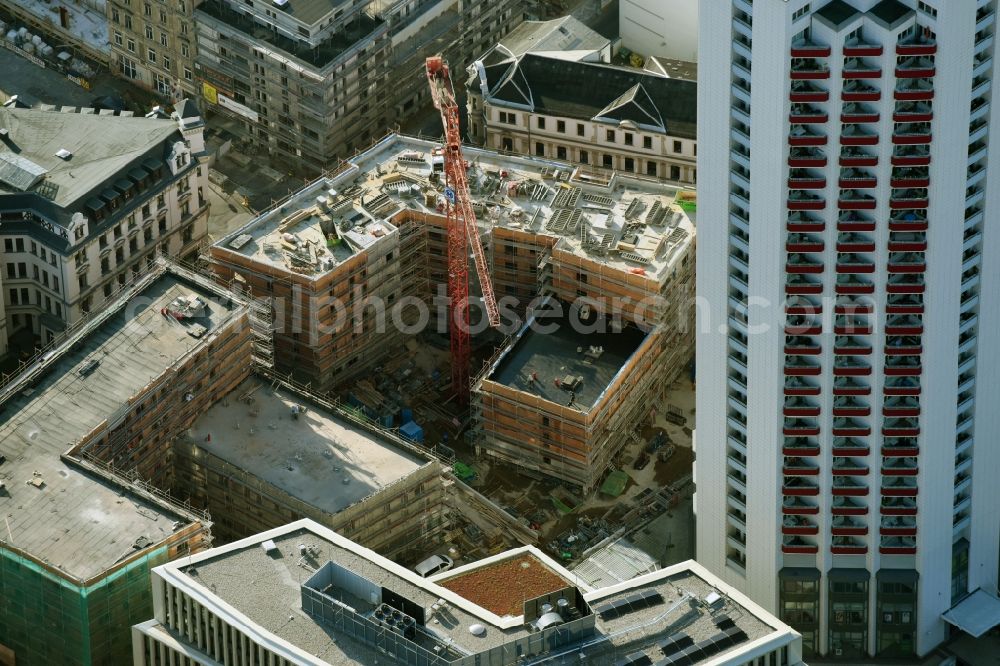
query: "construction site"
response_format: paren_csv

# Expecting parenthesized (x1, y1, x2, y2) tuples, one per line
(205, 65, 698, 583)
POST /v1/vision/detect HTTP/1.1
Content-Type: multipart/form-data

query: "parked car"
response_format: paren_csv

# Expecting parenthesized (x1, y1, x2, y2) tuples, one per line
(414, 554, 453, 577)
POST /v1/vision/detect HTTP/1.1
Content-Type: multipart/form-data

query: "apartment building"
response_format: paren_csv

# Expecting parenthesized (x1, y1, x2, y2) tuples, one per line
(0, 99, 209, 353)
(132, 518, 803, 666)
(0, 261, 247, 665)
(106, 0, 201, 98)
(467, 52, 698, 184)
(193, 0, 527, 169)
(697, 0, 1000, 659)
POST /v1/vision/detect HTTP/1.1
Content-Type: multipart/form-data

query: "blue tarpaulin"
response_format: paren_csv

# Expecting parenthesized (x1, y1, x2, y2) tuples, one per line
(400, 420, 424, 444)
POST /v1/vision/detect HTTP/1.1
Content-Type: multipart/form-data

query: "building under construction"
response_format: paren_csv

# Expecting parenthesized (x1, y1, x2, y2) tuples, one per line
(0, 260, 246, 665)
(209, 134, 696, 489)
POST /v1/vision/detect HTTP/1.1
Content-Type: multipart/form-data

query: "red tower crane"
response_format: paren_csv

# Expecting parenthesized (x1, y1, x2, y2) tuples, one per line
(426, 56, 501, 402)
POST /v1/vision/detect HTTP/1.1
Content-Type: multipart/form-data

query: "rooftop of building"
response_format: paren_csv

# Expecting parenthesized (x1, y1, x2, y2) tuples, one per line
(0, 104, 182, 208)
(644, 56, 698, 82)
(478, 16, 611, 66)
(471, 52, 697, 139)
(179, 376, 427, 515)
(215, 134, 694, 283)
(151, 519, 802, 665)
(486, 305, 648, 412)
(0, 262, 244, 581)
(196, 0, 385, 69)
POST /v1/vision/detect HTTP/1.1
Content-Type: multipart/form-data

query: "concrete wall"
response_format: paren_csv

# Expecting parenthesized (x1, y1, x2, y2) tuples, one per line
(620, 0, 697, 62)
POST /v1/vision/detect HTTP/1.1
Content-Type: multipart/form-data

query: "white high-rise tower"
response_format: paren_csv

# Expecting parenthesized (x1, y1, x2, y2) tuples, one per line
(695, 0, 1000, 659)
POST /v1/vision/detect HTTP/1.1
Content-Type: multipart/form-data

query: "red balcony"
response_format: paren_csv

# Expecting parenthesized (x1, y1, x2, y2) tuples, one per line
(785, 365, 821, 377)
(892, 147, 931, 166)
(790, 81, 830, 102)
(833, 485, 869, 497)
(788, 213, 826, 233)
(881, 504, 918, 516)
(788, 196, 826, 210)
(887, 283, 924, 295)
(784, 482, 820, 496)
(785, 378, 821, 396)
(840, 149, 878, 167)
(883, 400, 920, 417)
(890, 198, 929, 211)
(888, 260, 926, 274)
(879, 543, 917, 555)
(834, 322, 873, 336)
(843, 59, 882, 79)
(893, 103, 933, 123)
(883, 425, 920, 437)
(836, 258, 875, 273)
(791, 62, 831, 80)
(785, 322, 822, 335)
(787, 255, 824, 273)
(789, 150, 828, 168)
(842, 81, 881, 102)
(782, 522, 819, 536)
(896, 57, 936, 78)
(784, 341, 822, 355)
(889, 219, 928, 233)
(834, 378, 870, 397)
(882, 445, 919, 457)
(789, 132, 828, 147)
(892, 131, 932, 146)
(784, 421, 820, 436)
(835, 300, 874, 315)
(882, 485, 918, 497)
(791, 42, 831, 58)
(844, 41, 883, 57)
(832, 524, 869, 537)
(785, 302, 822, 315)
(891, 175, 930, 188)
(788, 176, 827, 189)
(784, 459, 820, 476)
(782, 542, 819, 554)
(895, 80, 934, 101)
(888, 238, 927, 252)
(837, 236, 876, 252)
(832, 423, 871, 437)
(783, 498, 820, 515)
(885, 343, 923, 355)
(838, 217, 876, 233)
(886, 321, 923, 335)
(882, 463, 918, 477)
(841, 130, 879, 147)
(881, 525, 917, 536)
(784, 404, 821, 418)
(839, 176, 878, 189)
(786, 281, 824, 295)
(832, 442, 870, 455)
(790, 109, 829, 124)
(884, 384, 921, 397)
(832, 500, 868, 516)
(897, 37, 936, 56)
(836, 281, 875, 295)
(833, 464, 870, 477)
(834, 364, 871, 377)
(834, 342, 872, 356)
(885, 365, 922, 377)
(841, 105, 880, 123)
(832, 544, 869, 555)
(839, 193, 877, 209)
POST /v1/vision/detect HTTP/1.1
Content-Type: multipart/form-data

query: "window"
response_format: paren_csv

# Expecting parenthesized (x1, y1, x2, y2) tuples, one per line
(154, 73, 171, 95)
(674, 140, 683, 153)
(112, 8, 120, 23)
(624, 132, 633, 146)
(501, 137, 513, 151)
(120, 56, 137, 78)
(144, 2, 151, 16)
(163, 54, 170, 70)
(643, 136, 653, 149)
(577, 123, 585, 136)
(557, 120, 565, 133)
(556, 146, 567, 159)
(917, 1, 937, 18)
(624, 157, 634, 171)
(147, 47, 156, 64)
(606, 129, 615, 142)
(127, 38, 135, 53)
(602, 154, 613, 168)
(579, 150, 589, 164)
(498, 111, 517, 125)
(159, 9, 166, 23)
(181, 43, 189, 57)
(145, 24, 153, 39)
(184, 67, 192, 81)
(114, 31, 123, 46)
(125, 15, 132, 29)
(160, 32, 168, 46)
(792, 3, 811, 21)
(535, 142, 544, 156)
(646, 161, 657, 177)
(15, 239, 23, 252)
(537, 117, 545, 129)
(5, 264, 13, 279)
(9, 289, 18, 305)
(671, 165, 681, 180)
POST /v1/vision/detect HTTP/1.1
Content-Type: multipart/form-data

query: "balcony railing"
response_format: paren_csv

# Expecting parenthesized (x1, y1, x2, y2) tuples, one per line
(881, 497, 918, 515)
(787, 253, 824, 272)
(890, 167, 930, 188)
(788, 211, 826, 232)
(832, 517, 869, 536)
(840, 146, 878, 166)
(887, 251, 927, 273)
(791, 39, 831, 57)
(844, 38, 883, 57)
(785, 377, 821, 396)
(842, 80, 880, 101)
(790, 80, 830, 102)
(789, 148, 827, 167)
(832, 497, 868, 516)
(893, 102, 933, 122)
(897, 34, 936, 56)
(836, 253, 876, 274)
(831, 537, 868, 555)
(832, 477, 869, 496)
(841, 127, 879, 146)
(895, 79, 934, 100)
(837, 233, 876, 252)
(843, 58, 881, 79)
(782, 537, 819, 554)
(791, 58, 831, 79)
(893, 123, 932, 145)
(896, 57, 936, 78)
(841, 103, 880, 123)
(884, 376, 921, 396)
(790, 104, 829, 123)
(782, 515, 819, 535)
(892, 145, 931, 166)
(879, 537, 917, 555)
(783, 497, 820, 515)
(833, 376, 870, 396)
(789, 125, 828, 147)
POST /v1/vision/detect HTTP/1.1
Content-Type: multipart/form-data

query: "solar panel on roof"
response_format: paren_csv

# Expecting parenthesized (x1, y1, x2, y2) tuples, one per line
(0, 152, 47, 191)
(659, 632, 694, 656)
(614, 652, 652, 666)
(714, 613, 735, 630)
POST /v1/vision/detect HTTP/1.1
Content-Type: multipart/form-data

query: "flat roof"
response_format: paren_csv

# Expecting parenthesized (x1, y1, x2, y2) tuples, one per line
(180, 377, 426, 515)
(217, 134, 694, 283)
(0, 264, 243, 580)
(488, 308, 648, 412)
(151, 519, 803, 665)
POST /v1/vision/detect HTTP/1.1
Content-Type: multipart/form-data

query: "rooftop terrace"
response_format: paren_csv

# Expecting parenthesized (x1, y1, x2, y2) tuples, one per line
(180, 376, 427, 515)
(0, 264, 243, 580)
(151, 519, 802, 665)
(217, 134, 694, 283)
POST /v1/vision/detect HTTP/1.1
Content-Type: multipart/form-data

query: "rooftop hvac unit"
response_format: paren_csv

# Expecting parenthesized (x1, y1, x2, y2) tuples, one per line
(273, 0, 288, 6)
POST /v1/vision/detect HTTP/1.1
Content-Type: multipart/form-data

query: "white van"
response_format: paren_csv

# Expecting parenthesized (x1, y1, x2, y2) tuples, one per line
(414, 554, 454, 577)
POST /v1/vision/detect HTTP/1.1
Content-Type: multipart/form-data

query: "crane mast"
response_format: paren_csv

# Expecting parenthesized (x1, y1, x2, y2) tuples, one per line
(426, 56, 501, 402)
